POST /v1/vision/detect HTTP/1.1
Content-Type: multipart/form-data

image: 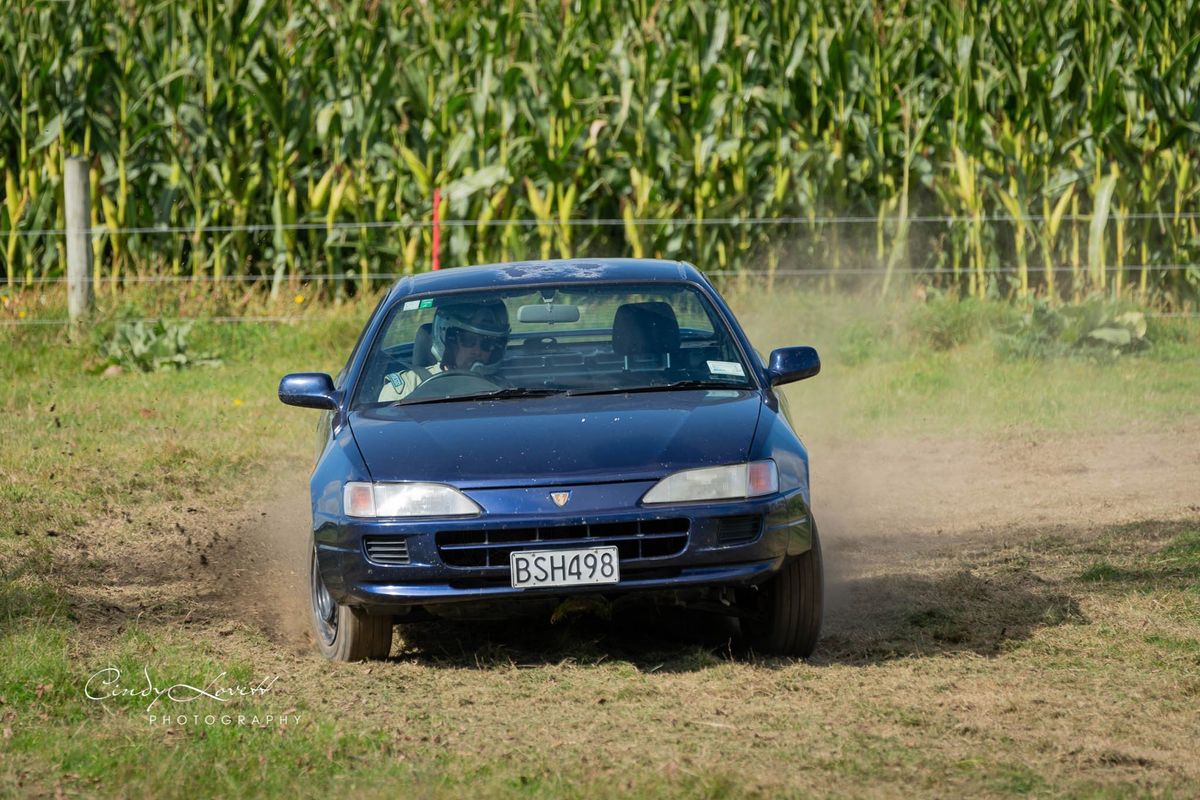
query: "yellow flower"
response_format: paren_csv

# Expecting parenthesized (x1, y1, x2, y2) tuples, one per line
(18, 310, 26, 319)
(294, 294, 305, 304)
(233, 399, 243, 407)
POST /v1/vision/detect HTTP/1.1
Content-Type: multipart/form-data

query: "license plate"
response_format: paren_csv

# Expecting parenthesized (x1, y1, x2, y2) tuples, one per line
(509, 546, 620, 589)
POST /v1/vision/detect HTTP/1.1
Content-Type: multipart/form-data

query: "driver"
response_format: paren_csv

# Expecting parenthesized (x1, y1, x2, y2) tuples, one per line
(378, 299, 510, 401)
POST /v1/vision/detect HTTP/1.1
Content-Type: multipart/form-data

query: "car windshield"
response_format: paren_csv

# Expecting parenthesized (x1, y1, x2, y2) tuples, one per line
(352, 283, 755, 408)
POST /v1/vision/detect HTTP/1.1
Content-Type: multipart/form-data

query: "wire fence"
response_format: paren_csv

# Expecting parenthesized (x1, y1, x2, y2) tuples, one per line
(6, 211, 1200, 238)
(0, 315, 311, 327)
(4, 214, 1199, 324)
(4, 310, 1197, 328)
(8, 262, 1200, 285)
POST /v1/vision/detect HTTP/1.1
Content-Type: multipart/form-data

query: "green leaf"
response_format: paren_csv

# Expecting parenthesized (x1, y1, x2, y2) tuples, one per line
(956, 35, 974, 75)
(31, 113, 63, 153)
(315, 105, 337, 141)
(443, 165, 509, 202)
(443, 130, 475, 175)
(701, 9, 729, 74)
(784, 31, 808, 80)
(1114, 311, 1147, 339)
(1050, 65, 1073, 100)
(1087, 327, 1132, 347)
(1087, 171, 1118, 282)
(398, 146, 431, 196)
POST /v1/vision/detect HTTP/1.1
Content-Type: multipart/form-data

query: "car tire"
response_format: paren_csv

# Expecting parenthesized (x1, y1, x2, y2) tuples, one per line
(309, 543, 393, 662)
(742, 523, 823, 657)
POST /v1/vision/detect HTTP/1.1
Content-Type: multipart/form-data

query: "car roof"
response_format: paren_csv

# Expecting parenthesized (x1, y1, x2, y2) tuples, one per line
(386, 259, 706, 301)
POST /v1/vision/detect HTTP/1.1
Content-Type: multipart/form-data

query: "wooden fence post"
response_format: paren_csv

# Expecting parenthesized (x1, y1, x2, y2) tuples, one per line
(65, 157, 94, 324)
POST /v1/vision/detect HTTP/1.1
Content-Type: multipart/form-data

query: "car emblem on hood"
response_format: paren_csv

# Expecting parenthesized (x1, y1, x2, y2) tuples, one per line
(550, 491, 571, 507)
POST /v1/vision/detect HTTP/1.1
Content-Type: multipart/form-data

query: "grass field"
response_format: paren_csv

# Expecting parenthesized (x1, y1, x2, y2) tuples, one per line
(1, 288, 1198, 797)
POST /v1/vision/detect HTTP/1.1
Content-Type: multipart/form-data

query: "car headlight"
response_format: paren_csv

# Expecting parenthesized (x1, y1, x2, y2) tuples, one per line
(641, 460, 778, 505)
(343, 482, 481, 518)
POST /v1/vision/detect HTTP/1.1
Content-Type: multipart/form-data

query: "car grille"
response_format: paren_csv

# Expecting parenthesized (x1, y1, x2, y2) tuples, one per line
(436, 518, 690, 568)
(715, 515, 763, 545)
(363, 536, 411, 566)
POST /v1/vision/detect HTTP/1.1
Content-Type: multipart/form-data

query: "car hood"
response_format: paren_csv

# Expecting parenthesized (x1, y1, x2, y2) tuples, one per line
(348, 390, 762, 487)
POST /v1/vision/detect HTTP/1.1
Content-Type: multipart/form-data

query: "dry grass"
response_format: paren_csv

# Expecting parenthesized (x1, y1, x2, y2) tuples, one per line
(3, 456, 1193, 798)
(2, 295, 1199, 797)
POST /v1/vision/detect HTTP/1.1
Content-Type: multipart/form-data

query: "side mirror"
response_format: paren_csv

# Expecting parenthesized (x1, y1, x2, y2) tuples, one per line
(766, 347, 820, 386)
(279, 373, 338, 410)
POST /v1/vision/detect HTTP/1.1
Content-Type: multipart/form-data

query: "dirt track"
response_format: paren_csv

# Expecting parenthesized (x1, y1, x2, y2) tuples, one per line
(50, 422, 1200, 794)
(819, 426, 1200, 545)
(60, 421, 1200, 649)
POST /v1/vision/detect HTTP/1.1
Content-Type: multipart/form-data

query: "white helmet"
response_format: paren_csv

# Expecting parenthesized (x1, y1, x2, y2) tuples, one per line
(431, 299, 510, 366)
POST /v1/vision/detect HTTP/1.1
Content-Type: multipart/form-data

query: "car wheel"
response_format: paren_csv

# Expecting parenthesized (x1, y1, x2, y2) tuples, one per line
(742, 523, 823, 657)
(309, 543, 393, 661)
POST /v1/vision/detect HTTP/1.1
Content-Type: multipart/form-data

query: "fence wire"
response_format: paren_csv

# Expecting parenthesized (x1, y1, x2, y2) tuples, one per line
(5, 263, 1199, 286)
(5, 310, 1198, 328)
(4, 215, 1197, 321)
(4, 210, 1200, 238)
(0, 315, 317, 327)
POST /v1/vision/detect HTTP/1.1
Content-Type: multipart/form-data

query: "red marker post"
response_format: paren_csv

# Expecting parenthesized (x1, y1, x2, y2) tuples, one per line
(431, 187, 441, 271)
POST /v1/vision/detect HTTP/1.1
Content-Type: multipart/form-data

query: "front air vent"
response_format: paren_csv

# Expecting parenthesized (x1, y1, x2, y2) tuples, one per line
(363, 537, 411, 566)
(715, 515, 763, 545)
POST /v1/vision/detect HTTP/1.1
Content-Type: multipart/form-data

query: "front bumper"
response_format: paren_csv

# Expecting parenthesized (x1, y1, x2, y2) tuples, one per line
(313, 480, 812, 611)
(337, 559, 784, 608)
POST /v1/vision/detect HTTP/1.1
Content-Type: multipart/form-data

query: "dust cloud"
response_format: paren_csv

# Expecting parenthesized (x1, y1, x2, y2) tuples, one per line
(220, 475, 313, 651)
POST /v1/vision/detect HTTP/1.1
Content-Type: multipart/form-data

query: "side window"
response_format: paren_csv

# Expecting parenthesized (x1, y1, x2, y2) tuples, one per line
(338, 293, 389, 390)
(670, 289, 716, 334)
(380, 306, 437, 350)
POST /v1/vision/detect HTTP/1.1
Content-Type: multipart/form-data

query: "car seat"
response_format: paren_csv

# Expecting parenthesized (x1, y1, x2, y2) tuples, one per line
(611, 301, 681, 370)
(413, 323, 436, 367)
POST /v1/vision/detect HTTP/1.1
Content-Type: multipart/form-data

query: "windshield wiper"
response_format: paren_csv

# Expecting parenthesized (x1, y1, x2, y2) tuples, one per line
(394, 387, 566, 406)
(564, 379, 750, 397)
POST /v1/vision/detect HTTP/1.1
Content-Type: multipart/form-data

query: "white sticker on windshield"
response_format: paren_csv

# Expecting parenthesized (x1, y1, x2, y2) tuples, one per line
(402, 300, 419, 311)
(707, 360, 745, 377)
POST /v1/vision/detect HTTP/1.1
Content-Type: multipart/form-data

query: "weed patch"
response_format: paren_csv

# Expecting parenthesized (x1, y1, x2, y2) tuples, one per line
(0, 625, 74, 708)
(1078, 531, 1200, 591)
(97, 319, 223, 373)
(1159, 530, 1200, 564)
(908, 295, 1012, 351)
(1143, 634, 1200, 655)
(995, 298, 1153, 362)
(1080, 562, 1133, 583)
(0, 541, 66, 632)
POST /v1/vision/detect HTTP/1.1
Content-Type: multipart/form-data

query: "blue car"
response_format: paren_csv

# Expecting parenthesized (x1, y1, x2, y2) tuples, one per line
(279, 259, 822, 660)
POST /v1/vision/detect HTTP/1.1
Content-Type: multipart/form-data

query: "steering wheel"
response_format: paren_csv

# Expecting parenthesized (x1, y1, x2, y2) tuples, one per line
(401, 369, 505, 401)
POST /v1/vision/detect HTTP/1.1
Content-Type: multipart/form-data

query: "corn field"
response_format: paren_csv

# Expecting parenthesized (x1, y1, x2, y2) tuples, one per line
(1, 0, 1199, 302)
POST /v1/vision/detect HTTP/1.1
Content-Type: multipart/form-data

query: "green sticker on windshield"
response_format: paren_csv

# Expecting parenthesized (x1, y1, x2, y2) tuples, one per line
(419, 298, 434, 309)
